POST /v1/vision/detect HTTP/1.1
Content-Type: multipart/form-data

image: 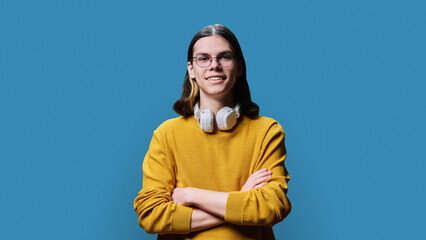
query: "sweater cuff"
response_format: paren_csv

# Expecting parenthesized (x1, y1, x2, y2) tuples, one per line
(225, 191, 246, 224)
(172, 205, 193, 233)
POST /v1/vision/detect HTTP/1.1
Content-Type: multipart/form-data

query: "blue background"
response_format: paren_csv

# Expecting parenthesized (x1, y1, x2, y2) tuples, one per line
(1, 0, 425, 239)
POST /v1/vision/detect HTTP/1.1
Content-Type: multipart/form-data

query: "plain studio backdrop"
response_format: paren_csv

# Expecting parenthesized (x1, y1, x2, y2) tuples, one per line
(1, 0, 425, 239)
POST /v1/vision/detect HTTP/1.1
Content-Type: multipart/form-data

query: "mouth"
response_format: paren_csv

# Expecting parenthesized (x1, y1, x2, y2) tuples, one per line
(206, 76, 226, 81)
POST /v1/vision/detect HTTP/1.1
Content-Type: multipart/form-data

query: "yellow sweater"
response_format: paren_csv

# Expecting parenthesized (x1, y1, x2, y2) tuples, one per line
(134, 115, 291, 240)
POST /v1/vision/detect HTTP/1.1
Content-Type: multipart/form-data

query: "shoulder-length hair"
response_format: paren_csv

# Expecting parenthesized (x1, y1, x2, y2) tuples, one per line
(173, 24, 259, 118)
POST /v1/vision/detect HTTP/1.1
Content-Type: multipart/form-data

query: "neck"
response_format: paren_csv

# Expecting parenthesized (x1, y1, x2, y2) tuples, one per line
(199, 95, 235, 117)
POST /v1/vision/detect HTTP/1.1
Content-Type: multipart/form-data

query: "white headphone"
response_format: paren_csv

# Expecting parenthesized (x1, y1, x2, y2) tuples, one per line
(193, 102, 241, 133)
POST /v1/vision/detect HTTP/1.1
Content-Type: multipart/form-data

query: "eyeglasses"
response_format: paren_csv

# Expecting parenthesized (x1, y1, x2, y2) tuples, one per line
(192, 53, 235, 68)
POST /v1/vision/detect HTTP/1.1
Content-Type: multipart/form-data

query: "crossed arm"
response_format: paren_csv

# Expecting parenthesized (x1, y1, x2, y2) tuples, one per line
(134, 124, 291, 234)
(172, 168, 273, 232)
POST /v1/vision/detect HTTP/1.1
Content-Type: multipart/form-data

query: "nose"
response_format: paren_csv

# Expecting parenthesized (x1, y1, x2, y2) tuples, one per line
(210, 57, 222, 69)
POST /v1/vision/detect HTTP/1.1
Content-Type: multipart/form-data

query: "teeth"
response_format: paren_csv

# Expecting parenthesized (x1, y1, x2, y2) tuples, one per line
(207, 77, 223, 80)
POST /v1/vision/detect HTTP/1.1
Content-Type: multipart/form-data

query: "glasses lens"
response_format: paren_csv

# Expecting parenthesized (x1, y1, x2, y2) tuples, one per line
(218, 54, 234, 67)
(196, 55, 211, 68)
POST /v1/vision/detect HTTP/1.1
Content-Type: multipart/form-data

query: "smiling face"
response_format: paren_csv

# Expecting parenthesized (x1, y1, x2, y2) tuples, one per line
(187, 36, 242, 102)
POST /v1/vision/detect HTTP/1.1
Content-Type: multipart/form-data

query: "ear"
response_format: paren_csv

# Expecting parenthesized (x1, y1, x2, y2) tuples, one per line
(187, 61, 195, 79)
(237, 59, 243, 77)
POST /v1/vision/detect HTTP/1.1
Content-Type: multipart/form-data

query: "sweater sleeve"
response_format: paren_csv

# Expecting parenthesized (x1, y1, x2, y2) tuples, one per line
(225, 122, 291, 226)
(133, 131, 193, 234)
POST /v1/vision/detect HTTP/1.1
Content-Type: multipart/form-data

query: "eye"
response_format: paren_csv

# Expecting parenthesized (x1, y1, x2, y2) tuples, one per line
(219, 54, 233, 60)
(197, 56, 210, 61)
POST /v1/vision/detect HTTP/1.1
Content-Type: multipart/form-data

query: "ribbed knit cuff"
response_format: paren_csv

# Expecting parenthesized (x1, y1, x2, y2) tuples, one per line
(172, 205, 193, 233)
(225, 191, 246, 224)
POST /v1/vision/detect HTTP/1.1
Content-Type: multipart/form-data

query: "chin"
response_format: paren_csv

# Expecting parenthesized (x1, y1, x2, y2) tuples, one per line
(204, 88, 233, 98)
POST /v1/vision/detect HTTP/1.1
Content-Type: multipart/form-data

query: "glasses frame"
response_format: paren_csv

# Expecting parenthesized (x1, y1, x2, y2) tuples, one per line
(191, 54, 236, 68)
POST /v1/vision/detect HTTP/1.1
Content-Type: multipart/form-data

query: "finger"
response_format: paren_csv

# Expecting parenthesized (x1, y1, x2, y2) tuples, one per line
(250, 172, 272, 183)
(253, 181, 269, 189)
(250, 169, 270, 179)
(256, 171, 272, 178)
(256, 169, 271, 176)
(245, 170, 271, 186)
(250, 168, 267, 177)
(252, 175, 272, 185)
(252, 168, 268, 176)
(242, 169, 271, 191)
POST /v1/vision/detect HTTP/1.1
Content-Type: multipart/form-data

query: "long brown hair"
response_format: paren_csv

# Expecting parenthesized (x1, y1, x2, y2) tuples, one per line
(173, 24, 259, 118)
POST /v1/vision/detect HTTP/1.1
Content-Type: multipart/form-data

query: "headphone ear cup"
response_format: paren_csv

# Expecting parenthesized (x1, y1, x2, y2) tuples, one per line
(199, 108, 214, 133)
(216, 107, 237, 130)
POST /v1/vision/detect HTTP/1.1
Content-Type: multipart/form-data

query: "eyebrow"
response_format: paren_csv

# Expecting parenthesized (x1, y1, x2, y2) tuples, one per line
(194, 50, 233, 56)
